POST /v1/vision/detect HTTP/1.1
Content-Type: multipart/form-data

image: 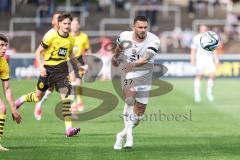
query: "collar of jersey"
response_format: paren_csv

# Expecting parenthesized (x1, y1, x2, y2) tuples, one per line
(57, 31, 69, 38)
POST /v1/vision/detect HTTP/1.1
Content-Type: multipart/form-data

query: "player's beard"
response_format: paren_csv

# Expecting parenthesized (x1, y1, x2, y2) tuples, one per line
(137, 32, 146, 40)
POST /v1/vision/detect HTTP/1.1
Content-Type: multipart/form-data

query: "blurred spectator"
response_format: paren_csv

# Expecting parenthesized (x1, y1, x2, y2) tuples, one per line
(38, 0, 49, 18)
(82, 0, 89, 17)
(0, 0, 11, 14)
(97, 37, 112, 81)
(195, 0, 207, 17)
(115, 0, 125, 9)
(137, 0, 145, 16)
(4, 47, 16, 63)
(188, 0, 195, 18)
(225, 12, 239, 40)
(17, 0, 29, 5)
(181, 28, 194, 49)
(171, 27, 182, 48)
(97, 0, 111, 12)
(137, 0, 157, 26)
(37, 0, 55, 27)
(29, 0, 39, 5)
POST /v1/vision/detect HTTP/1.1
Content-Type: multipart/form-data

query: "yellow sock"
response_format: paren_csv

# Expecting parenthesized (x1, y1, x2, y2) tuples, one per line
(79, 70, 84, 78)
(76, 86, 83, 104)
(0, 114, 6, 141)
(61, 99, 72, 131)
(22, 92, 39, 103)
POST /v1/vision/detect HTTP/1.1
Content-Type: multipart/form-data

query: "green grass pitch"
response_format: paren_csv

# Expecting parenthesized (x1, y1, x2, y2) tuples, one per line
(0, 79, 240, 160)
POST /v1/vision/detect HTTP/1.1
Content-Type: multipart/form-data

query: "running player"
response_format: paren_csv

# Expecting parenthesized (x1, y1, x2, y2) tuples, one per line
(112, 16, 160, 149)
(15, 13, 81, 137)
(34, 12, 62, 120)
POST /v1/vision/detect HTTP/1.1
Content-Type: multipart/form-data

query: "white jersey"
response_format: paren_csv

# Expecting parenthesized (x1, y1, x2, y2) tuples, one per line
(117, 31, 160, 105)
(191, 33, 215, 62)
(117, 31, 160, 79)
(191, 33, 216, 74)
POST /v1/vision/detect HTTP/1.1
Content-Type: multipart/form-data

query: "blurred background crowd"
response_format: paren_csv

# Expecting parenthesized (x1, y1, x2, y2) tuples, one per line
(1, 0, 240, 80)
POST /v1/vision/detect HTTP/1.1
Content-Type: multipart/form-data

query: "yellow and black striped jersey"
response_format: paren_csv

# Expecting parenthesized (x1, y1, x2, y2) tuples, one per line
(41, 29, 75, 66)
(71, 32, 90, 58)
(0, 57, 10, 81)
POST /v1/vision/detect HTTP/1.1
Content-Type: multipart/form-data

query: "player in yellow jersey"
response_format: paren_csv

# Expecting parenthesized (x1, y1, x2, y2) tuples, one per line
(34, 12, 62, 120)
(15, 13, 82, 137)
(69, 17, 91, 112)
(0, 34, 22, 151)
(71, 17, 91, 59)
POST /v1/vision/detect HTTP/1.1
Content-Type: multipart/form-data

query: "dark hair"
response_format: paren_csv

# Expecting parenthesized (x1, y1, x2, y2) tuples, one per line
(133, 16, 148, 24)
(58, 13, 73, 22)
(0, 34, 8, 43)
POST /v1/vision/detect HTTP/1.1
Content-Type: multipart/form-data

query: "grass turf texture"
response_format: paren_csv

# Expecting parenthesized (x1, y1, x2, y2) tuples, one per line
(0, 79, 240, 160)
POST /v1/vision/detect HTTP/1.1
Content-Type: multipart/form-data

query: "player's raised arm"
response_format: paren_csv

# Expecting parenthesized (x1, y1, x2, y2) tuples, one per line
(112, 36, 124, 67)
(112, 45, 123, 67)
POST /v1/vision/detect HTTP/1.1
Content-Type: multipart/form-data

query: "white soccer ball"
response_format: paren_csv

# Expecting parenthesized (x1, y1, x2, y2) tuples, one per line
(200, 31, 219, 51)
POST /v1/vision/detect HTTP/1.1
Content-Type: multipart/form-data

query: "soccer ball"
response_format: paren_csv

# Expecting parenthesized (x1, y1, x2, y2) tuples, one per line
(200, 31, 219, 51)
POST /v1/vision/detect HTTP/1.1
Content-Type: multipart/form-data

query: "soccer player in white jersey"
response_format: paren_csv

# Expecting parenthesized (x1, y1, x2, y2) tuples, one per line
(191, 25, 219, 102)
(112, 16, 160, 150)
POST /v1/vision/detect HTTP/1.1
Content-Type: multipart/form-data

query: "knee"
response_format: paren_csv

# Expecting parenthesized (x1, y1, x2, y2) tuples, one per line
(125, 97, 135, 106)
(35, 94, 42, 102)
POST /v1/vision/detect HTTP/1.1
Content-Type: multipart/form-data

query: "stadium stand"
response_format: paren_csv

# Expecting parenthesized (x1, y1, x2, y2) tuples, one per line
(0, 0, 240, 53)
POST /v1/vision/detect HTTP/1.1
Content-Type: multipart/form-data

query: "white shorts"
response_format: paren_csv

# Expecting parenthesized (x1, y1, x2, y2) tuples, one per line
(196, 60, 216, 75)
(121, 71, 152, 105)
(134, 85, 151, 105)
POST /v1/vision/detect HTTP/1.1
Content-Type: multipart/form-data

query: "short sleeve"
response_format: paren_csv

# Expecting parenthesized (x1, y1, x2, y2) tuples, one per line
(116, 32, 125, 47)
(41, 30, 54, 49)
(0, 60, 10, 81)
(146, 38, 160, 55)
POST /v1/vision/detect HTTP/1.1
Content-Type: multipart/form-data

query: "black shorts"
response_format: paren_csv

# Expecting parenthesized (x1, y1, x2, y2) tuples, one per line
(77, 55, 85, 65)
(37, 62, 71, 94)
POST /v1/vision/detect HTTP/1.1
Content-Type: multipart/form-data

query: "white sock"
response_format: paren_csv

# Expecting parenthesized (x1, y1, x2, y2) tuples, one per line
(207, 79, 214, 97)
(66, 126, 72, 131)
(118, 103, 132, 137)
(71, 82, 80, 102)
(125, 105, 136, 136)
(37, 89, 52, 108)
(194, 78, 201, 101)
